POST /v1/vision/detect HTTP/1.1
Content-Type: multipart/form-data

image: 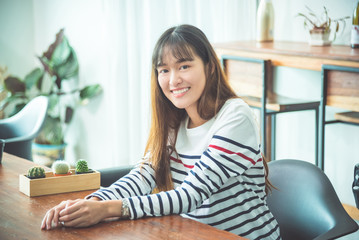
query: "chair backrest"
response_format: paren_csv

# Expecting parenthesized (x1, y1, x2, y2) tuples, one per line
(221, 55, 272, 98)
(322, 65, 359, 111)
(267, 159, 358, 240)
(0, 96, 49, 160)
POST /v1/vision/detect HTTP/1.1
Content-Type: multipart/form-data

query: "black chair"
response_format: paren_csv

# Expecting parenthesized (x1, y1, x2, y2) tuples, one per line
(267, 159, 358, 240)
(0, 96, 48, 162)
(97, 165, 134, 187)
(221, 56, 320, 163)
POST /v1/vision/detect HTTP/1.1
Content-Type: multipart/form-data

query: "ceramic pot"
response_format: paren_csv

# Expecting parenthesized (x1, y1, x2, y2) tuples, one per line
(309, 29, 331, 46)
(53, 172, 72, 177)
(32, 143, 67, 167)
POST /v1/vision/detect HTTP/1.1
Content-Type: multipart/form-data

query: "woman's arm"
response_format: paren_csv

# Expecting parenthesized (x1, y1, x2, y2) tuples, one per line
(88, 161, 157, 201)
(127, 105, 262, 219)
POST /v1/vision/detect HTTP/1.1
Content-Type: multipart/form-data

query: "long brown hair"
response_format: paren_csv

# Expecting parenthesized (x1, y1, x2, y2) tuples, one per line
(144, 24, 272, 194)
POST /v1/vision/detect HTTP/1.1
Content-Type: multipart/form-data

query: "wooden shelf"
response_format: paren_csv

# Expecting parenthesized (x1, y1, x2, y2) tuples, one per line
(213, 41, 359, 71)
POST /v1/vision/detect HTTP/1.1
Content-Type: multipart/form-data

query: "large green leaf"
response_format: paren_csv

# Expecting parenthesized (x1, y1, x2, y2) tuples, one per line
(4, 77, 25, 94)
(42, 29, 65, 62)
(9, 103, 26, 117)
(24, 68, 43, 90)
(47, 94, 60, 118)
(51, 36, 71, 67)
(79, 84, 102, 104)
(0, 94, 26, 112)
(38, 55, 53, 75)
(53, 48, 79, 80)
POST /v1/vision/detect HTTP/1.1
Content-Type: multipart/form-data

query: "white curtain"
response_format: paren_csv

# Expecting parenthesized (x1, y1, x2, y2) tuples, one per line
(32, 0, 257, 169)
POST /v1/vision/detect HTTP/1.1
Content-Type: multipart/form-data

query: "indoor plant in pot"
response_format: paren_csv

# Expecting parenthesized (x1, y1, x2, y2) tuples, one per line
(0, 29, 102, 166)
(297, 6, 350, 46)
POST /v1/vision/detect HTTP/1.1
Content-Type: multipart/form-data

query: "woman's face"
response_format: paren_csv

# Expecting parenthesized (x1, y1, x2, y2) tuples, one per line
(157, 48, 206, 115)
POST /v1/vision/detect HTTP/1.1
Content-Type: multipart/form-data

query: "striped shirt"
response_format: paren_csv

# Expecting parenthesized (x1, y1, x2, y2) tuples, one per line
(89, 98, 281, 239)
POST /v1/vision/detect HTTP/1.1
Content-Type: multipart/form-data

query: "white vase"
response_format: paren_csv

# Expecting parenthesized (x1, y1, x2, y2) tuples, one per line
(256, 0, 274, 42)
(309, 29, 331, 46)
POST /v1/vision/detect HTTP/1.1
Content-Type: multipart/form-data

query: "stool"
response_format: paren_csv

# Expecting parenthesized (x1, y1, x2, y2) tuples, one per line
(221, 55, 320, 163)
(318, 65, 359, 171)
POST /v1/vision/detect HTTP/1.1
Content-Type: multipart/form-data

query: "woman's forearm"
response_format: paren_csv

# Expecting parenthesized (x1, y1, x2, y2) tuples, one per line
(103, 200, 123, 219)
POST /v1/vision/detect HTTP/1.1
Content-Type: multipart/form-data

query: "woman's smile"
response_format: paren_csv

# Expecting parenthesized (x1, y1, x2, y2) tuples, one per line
(171, 87, 190, 97)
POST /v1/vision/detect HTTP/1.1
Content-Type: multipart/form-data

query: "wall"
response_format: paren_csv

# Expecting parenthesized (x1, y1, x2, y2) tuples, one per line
(0, 0, 35, 76)
(0, 0, 358, 207)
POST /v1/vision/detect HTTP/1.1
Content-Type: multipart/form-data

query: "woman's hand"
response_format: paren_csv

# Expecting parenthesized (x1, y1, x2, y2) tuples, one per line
(58, 199, 107, 228)
(41, 197, 103, 230)
(41, 197, 122, 230)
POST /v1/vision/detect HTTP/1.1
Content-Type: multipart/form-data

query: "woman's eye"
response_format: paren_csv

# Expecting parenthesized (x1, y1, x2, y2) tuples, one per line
(159, 69, 168, 74)
(180, 65, 189, 70)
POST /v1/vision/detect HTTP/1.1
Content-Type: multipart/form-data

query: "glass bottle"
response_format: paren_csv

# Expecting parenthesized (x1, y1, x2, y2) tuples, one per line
(256, 0, 274, 42)
(351, 1, 359, 48)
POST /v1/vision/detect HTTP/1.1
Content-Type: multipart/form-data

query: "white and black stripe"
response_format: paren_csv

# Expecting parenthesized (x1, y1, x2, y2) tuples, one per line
(88, 99, 280, 239)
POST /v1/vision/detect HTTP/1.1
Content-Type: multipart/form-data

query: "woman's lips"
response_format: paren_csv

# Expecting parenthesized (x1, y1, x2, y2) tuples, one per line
(171, 87, 190, 97)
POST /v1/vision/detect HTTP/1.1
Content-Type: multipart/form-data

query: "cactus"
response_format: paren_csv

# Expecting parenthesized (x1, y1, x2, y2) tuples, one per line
(27, 166, 46, 179)
(76, 159, 89, 173)
(52, 160, 70, 174)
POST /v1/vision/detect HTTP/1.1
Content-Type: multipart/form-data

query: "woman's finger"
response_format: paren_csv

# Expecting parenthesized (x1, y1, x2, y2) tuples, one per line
(40, 200, 70, 230)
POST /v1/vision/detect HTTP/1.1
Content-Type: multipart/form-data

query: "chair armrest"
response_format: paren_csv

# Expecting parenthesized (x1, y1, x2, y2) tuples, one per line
(97, 165, 134, 187)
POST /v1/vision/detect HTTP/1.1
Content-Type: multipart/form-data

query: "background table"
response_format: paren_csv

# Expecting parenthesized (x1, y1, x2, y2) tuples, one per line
(0, 153, 244, 240)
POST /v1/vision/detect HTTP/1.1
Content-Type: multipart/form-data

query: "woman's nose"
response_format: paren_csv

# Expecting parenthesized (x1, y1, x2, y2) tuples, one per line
(169, 71, 182, 86)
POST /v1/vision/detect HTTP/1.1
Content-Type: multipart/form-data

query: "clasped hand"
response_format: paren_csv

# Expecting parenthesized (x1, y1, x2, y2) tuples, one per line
(41, 198, 106, 230)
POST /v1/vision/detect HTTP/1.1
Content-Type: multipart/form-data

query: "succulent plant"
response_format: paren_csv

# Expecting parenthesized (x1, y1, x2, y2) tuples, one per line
(76, 159, 89, 173)
(27, 166, 46, 179)
(52, 160, 70, 174)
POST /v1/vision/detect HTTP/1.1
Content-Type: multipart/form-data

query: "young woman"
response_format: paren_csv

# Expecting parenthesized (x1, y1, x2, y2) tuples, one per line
(41, 24, 281, 239)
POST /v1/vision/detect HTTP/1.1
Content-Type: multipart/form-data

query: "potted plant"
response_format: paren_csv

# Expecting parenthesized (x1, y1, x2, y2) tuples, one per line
(0, 29, 102, 166)
(297, 6, 350, 46)
(27, 166, 46, 179)
(75, 159, 93, 174)
(52, 160, 71, 176)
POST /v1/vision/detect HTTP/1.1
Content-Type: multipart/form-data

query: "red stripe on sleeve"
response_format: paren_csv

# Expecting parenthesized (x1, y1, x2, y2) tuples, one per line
(170, 156, 194, 169)
(208, 144, 256, 165)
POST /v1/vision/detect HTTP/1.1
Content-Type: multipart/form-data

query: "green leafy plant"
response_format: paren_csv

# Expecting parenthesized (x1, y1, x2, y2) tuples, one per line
(75, 159, 89, 173)
(27, 166, 46, 179)
(297, 6, 350, 41)
(0, 29, 102, 145)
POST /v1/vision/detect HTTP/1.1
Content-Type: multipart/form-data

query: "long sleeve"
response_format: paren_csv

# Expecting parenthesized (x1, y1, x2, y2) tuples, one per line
(127, 101, 263, 219)
(88, 161, 157, 200)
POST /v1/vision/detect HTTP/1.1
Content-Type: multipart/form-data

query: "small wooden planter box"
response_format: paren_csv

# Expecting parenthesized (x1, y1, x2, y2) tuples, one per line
(19, 169, 100, 197)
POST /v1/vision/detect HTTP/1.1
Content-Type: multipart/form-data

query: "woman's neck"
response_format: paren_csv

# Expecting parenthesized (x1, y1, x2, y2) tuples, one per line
(186, 107, 207, 128)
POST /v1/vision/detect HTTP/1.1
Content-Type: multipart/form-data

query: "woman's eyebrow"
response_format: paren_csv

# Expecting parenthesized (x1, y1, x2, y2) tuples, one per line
(157, 57, 193, 68)
(176, 58, 193, 63)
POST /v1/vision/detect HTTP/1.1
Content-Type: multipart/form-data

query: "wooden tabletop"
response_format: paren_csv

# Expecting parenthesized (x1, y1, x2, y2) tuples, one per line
(213, 41, 359, 71)
(0, 153, 244, 240)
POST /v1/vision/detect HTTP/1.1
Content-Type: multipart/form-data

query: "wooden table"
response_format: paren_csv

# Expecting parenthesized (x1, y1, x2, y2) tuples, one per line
(0, 153, 244, 240)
